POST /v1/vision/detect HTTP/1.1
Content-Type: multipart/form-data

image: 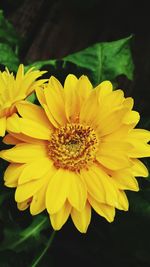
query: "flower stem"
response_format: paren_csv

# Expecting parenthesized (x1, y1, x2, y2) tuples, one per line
(31, 230, 56, 267)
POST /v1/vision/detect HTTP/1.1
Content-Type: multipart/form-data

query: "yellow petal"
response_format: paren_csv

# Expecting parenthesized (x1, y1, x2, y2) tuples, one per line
(0, 116, 6, 136)
(50, 201, 71, 230)
(7, 115, 51, 140)
(128, 129, 150, 142)
(46, 169, 71, 214)
(64, 74, 79, 122)
(96, 108, 128, 136)
(30, 186, 46, 215)
(128, 141, 150, 158)
(111, 170, 139, 191)
(0, 143, 47, 163)
(15, 176, 48, 202)
(17, 199, 31, 211)
(71, 202, 91, 233)
(88, 195, 115, 222)
(130, 159, 148, 177)
(44, 80, 67, 126)
(82, 166, 118, 206)
(18, 157, 52, 184)
(4, 163, 25, 187)
(116, 190, 129, 211)
(80, 90, 98, 125)
(3, 133, 20, 145)
(96, 142, 132, 170)
(16, 101, 52, 129)
(95, 81, 113, 101)
(123, 110, 140, 125)
(77, 75, 92, 106)
(68, 173, 87, 211)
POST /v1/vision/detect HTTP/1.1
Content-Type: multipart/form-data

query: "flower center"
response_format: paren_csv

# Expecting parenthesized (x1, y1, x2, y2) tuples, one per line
(48, 123, 98, 172)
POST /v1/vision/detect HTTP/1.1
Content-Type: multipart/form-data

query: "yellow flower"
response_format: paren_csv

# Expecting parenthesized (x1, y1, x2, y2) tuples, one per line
(0, 75, 150, 233)
(0, 64, 47, 136)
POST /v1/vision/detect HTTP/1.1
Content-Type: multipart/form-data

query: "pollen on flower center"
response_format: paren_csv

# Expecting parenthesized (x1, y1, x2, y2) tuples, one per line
(48, 123, 98, 172)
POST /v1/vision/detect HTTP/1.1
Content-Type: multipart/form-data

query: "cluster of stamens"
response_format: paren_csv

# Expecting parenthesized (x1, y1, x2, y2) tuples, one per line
(48, 123, 98, 172)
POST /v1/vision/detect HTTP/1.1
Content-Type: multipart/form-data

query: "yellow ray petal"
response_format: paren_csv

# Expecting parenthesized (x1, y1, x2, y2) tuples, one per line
(16, 101, 52, 129)
(88, 195, 115, 222)
(123, 110, 140, 125)
(96, 142, 132, 170)
(6, 132, 45, 145)
(0, 143, 47, 163)
(95, 81, 113, 101)
(111, 170, 139, 191)
(68, 173, 87, 211)
(128, 141, 150, 158)
(128, 129, 150, 142)
(15, 176, 49, 203)
(64, 74, 79, 122)
(17, 199, 31, 211)
(18, 157, 52, 185)
(71, 202, 91, 233)
(116, 190, 129, 211)
(77, 75, 92, 107)
(4, 163, 25, 187)
(7, 114, 51, 140)
(50, 201, 71, 230)
(36, 87, 46, 106)
(82, 166, 118, 206)
(46, 169, 71, 214)
(96, 108, 128, 136)
(3, 134, 21, 145)
(44, 81, 67, 126)
(130, 159, 148, 177)
(0, 116, 6, 136)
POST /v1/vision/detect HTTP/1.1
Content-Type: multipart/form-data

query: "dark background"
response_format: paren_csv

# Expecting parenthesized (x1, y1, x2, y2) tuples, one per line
(1, 1, 150, 266)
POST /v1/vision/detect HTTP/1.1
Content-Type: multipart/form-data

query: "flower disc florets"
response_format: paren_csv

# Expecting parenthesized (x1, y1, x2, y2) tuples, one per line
(48, 123, 98, 172)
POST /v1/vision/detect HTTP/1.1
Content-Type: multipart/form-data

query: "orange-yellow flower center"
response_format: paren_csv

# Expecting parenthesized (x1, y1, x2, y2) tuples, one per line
(48, 124, 98, 172)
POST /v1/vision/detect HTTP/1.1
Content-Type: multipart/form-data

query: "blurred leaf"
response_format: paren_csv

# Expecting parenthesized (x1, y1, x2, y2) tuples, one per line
(0, 43, 19, 71)
(0, 10, 19, 47)
(27, 36, 134, 86)
(0, 215, 49, 252)
(0, 10, 20, 71)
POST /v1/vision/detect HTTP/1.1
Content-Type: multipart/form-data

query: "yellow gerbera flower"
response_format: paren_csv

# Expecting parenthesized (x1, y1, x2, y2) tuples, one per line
(0, 64, 47, 136)
(0, 75, 150, 233)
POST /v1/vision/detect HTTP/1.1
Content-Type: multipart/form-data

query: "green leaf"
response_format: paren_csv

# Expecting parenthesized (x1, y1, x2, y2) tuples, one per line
(26, 36, 134, 86)
(0, 10, 20, 71)
(0, 215, 49, 252)
(0, 10, 19, 47)
(0, 43, 19, 71)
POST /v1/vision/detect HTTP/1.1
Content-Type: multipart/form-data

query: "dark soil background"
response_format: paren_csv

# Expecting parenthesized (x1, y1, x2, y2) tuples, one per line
(1, 1, 150, 267)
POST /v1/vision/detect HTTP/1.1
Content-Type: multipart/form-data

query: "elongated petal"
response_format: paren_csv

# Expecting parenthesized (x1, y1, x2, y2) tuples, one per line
(88, 195, 115, 222)
(82, 166, 118, 206)
(64, 74, 79, 122)
(46, 169, 71, 214)
(15, 178, 48, 202)
(4, 163, 25, 187)
(68, 173, 87, 211)
(115, 190, 129, 211)
(0, 143, 47, 163)
(71, 202, 91, 233)
(50, 201, 71, 230)
(96, 141, 132, 170)
(16, 101, 52, 129)
(18, 157, 52, 184)
(130, 159, 148, 177)
(7, 115, 51, 140)
(111, 170, 139, 191)
(44, 81, 67, 126)
(0, 116, 6, 136)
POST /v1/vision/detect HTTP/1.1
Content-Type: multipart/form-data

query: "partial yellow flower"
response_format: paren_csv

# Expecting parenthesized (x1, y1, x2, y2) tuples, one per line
(0, 64, 47, 136)
(0, 75, 150, 233)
